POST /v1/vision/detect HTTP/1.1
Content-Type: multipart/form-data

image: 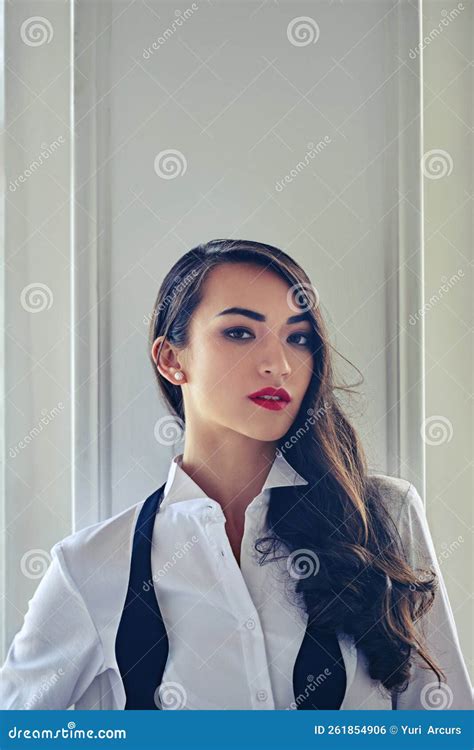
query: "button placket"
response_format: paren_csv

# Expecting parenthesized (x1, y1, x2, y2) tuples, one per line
(240, 613, 276, 709)
(202, 496, 276, 709)
(239, 504, 276, 709)
(202, 504, 227, 564)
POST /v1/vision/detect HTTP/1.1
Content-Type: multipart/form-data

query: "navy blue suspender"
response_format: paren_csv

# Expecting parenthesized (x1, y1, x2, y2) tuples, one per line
(115, 483, 169, 709)
(115, 484, 346, 710)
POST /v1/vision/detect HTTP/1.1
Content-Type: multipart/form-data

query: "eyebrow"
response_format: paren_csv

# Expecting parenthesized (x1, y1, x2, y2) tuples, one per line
(214, 307, 310, 325)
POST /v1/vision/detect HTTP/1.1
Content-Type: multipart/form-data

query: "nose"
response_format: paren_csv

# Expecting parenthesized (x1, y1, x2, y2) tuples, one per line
(258, 332, 291, 378)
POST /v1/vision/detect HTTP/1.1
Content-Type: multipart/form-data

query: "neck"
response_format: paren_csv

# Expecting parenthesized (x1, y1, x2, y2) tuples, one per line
(180, 436, 277, 514)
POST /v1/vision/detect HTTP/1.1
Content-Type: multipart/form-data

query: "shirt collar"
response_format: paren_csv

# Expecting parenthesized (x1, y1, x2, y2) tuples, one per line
(160, 449, 308, 510)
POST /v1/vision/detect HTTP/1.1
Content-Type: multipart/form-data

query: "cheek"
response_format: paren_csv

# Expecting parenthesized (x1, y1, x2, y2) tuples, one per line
(192, 338, 243, 390)
(298, 352, 314, 381)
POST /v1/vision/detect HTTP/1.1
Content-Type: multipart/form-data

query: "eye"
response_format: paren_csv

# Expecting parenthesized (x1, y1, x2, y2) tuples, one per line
(223, 327, 254, 341)
(289, 332, 312, 347)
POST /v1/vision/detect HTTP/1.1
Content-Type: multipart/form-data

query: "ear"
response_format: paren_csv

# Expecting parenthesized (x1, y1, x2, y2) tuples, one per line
(151, 336, 183, 384)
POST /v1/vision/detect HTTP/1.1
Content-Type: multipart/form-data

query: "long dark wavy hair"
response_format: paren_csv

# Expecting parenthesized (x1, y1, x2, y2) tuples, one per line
(147, 238, 445, 696)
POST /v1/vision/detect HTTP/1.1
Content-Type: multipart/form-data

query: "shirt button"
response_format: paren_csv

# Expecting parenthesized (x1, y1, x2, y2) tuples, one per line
(245, 618, 255, 630)
(257, 690, 268, 701)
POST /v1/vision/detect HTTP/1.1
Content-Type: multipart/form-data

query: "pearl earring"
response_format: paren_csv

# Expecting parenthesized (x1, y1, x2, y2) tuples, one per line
(174, 371, 184, 381)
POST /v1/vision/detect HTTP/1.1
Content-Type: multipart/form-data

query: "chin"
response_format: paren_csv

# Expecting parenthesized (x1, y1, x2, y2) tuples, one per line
(240, 425, 291, 443)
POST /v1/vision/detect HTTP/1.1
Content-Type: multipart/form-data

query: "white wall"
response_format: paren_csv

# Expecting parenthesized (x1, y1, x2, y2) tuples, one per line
(75, 0, 424, 520)
(2, 0, 72, 658)
(423, 0, 473, 680)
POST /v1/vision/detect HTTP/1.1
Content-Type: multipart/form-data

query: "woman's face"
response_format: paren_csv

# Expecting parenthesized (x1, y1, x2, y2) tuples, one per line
(176, 262, 315, 443)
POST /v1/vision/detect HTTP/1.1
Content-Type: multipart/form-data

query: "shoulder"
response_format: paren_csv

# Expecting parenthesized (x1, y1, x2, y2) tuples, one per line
(50, 498, 146, 622)
(367, 471, 412, 519)
(367, 473, 435, 569)
(57, 499, 143, 568)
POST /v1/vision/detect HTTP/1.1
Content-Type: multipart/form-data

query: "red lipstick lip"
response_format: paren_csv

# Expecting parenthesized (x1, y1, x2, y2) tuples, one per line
(247, 387, 291, 402)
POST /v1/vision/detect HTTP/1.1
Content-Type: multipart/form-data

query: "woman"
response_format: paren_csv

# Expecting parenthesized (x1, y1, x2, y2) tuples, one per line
(0, 239, 472, 711)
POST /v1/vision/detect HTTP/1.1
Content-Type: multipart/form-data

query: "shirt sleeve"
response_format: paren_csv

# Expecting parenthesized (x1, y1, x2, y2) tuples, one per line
(0, 541, 105, 710)
(393, 482, 473, 710)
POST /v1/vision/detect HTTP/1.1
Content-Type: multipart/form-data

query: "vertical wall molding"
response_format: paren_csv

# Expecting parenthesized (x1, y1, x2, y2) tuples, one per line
(395, 0, 426, 502)
(73, 2, 113, 529)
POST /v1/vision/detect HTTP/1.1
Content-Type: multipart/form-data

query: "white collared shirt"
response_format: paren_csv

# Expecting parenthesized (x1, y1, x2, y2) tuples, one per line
(0, 455, 472, 710)
(152, 450, 310, 710)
